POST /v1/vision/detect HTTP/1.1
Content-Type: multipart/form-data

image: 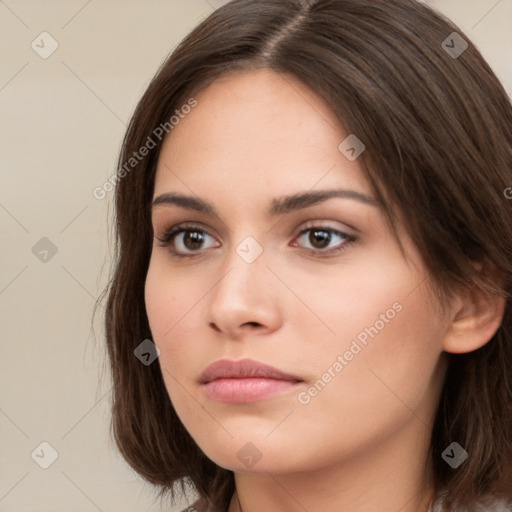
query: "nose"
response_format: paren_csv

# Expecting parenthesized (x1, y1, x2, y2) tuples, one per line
(206, 242, 282, 339)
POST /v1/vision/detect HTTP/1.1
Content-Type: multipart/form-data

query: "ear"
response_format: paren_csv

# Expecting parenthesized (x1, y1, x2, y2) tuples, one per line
(442, 263, 506, 354)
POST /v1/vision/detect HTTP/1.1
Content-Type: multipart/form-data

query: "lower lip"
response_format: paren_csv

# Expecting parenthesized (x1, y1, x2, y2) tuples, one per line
(203, 378, 301, 403)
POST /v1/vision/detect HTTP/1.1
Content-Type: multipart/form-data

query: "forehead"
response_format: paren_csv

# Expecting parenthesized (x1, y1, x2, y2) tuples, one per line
(154, 68, 372, 200)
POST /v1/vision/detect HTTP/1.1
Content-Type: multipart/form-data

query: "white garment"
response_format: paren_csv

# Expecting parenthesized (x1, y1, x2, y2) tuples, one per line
(428, 495, 512, 512)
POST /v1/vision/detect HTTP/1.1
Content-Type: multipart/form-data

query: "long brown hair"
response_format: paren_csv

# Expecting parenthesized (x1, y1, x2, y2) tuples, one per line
(99, 0, 512, 510)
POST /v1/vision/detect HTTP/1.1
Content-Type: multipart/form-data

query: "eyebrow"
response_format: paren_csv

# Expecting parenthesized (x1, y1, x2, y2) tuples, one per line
(151, 189, 377, 216)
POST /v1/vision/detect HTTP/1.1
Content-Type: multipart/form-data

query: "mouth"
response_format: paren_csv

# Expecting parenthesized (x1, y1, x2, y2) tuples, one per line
(199, 358, 304, 403)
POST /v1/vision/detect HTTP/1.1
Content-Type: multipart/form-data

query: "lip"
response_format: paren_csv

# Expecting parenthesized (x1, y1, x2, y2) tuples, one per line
(199, 358, 303, 403)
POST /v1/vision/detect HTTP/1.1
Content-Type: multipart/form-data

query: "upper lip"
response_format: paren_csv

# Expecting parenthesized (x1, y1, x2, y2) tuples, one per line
(199, 358, 303, 384)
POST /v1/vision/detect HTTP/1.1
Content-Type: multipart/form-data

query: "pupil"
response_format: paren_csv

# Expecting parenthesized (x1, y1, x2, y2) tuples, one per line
(310, 229, 330, 248)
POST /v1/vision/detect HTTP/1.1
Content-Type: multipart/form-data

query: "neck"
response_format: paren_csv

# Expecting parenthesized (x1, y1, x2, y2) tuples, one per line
(228, 418, 436, 512)
(232, 470, 435, 512)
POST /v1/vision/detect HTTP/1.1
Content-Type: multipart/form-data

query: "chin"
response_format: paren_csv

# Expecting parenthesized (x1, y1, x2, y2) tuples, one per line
(192, 433, 313, 475)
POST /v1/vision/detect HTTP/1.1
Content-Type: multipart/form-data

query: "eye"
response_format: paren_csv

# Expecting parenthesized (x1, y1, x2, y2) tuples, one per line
(292, 225, 355, 255)
(156, 223, 219, 257)
(156, 222, 356, 259)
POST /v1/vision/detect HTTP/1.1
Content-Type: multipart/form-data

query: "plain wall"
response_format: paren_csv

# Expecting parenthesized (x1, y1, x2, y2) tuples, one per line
(1, 1, 511, 511)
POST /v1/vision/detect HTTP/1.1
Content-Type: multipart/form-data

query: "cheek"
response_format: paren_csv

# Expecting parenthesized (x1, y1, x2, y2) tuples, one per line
(290, 251, 445, 412)
(144, 256, 198, 341)
(277, 250, 410, 350)
(297, 279, 445, 435)
(144, 256, 214, 382)
(144, 259, 205, 416)
(364, 285, 446, 409)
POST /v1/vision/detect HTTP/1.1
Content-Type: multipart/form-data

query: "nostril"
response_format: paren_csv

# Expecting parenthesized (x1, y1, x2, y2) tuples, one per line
(209, 322, 221, 332)
(243, 322, 261, 328)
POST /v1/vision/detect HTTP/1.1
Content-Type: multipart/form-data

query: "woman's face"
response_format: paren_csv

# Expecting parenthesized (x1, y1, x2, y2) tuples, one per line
(145, 68, 451, 474)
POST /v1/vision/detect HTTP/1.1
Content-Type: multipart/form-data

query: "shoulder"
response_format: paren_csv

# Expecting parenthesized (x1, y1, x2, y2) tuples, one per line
(472, 496, 512, 511)
(473, 499, 512, 512)
(485, 499, 512, 512)
(431, 494, 512, 512)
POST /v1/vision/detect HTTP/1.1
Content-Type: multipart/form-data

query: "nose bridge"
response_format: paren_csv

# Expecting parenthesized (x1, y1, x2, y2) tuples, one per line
(215, 233, 267, 299)
(206, 232, 279, 334)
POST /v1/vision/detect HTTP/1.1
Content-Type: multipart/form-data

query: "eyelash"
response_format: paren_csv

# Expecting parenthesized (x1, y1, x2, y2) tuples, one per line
(156, 222, 356, 259)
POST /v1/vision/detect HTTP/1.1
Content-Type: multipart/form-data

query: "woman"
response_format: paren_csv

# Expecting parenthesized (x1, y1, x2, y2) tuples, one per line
(101, 0, 512, 510)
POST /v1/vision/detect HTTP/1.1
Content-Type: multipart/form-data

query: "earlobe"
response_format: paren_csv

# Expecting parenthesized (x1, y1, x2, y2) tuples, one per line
(442, 277, 506, 355)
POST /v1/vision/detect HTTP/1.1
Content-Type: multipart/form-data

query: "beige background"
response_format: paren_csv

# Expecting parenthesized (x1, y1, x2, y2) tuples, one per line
(0, 1, 511, 511)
